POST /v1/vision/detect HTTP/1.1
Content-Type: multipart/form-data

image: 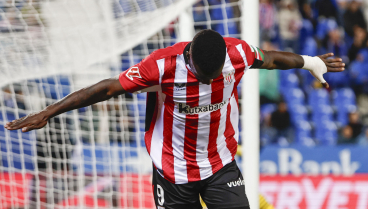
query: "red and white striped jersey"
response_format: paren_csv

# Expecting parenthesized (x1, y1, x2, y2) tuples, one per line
(119, 37, 262, 184)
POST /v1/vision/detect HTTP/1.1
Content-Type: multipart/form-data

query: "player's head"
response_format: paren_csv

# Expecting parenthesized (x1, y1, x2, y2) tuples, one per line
(187, 29, 226, 85)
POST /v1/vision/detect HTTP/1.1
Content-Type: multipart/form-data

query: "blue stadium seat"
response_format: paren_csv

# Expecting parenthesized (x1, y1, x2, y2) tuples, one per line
(299, 20, 314, 53)
(332, 88, 356, 108)
(280, 73, 300, 92)
(38, 76, 72, 99)
(136, 0, 155, 12)
(59, 75, 71, 86)
(282, 88, 306, 105)
(301, 37, 318, 57)
(119, 0, 134, 14)
(6, 111, 16, 122)
(1, 133, 35, 170)
(208, 0, 221, 5)
(295, 120, 312, 133)
(279, 69, 297, 80)
(315, 121, 338, 145)
(332, 88, 356, 126)
(0, 124, 5, 137)
(42, 83, 58, 99)
(193, 8, 207, 23)
(210, 7, 223, 20)
(137, 92, 147, 100)
(301, 20, 314, 38)
(350, 49, 368, 85)
(42, 77, 56, 85)
(324, 71, 350, 88)
(210, 5, 238, 35)
(311, 104, 334, 125)
(336, 104, 357, 126)
(294, 121, 315, 146)
(80, 143, 144, 174)
(316, 18, 337, 40)
(60, 85, 71, 98)
(227, 21, 239, 35)
(289, 105, 308, 126)
(226, 5, 234, 18)
(214, 23, 226, 36)
(121, 53, 141, 71)
(137, 93, 147, 116)
(308, 89, 330, 107)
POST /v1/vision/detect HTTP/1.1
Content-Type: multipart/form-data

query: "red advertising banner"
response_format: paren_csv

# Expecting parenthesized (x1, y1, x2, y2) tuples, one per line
(0, 173, 33, 209)
(57, 174, 155, 208)
(3, 172, 368, 209)
(119, 174, 155, 208)
(260, 175, 368, 209)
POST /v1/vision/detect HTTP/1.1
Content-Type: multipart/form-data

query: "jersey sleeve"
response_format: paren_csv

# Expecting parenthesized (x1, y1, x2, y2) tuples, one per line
(225, 37, 264, 70)
(248, 44, 265, 69)
(118, 53, 160, 93)
(239, 40, 264, 69)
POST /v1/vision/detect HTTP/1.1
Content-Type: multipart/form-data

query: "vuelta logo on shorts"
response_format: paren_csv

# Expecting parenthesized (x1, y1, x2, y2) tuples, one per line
(177, 100, 227, 115)
(227, 178, 245, 187)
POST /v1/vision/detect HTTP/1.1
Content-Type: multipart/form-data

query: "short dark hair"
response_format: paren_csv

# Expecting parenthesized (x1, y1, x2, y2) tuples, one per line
(191, 29, 226, 78)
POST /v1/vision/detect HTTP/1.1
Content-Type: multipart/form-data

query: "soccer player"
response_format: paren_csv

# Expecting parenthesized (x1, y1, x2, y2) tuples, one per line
(5, 29, 344, 209)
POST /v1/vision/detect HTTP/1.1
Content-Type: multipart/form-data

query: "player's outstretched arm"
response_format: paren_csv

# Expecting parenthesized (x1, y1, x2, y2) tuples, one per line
(260, 51, 345, 88)
(4, 77, 126, 132)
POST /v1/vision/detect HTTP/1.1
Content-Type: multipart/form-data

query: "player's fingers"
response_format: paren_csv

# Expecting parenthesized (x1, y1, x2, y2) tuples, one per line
(326, 62, 345, 68)
(20, 124, 37, 132)
(322, 82, 330, 89)
(327, 67, 345, 72)
(5, 119, 18, 128)
(326, 58, 343, 63)
(4, 118, 28, 130)
(319, 53, 334, 59)
(22, 125, 36, 132)
(22, 120, 48, 132)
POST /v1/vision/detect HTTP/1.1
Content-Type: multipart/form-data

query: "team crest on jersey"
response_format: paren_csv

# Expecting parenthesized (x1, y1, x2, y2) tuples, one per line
(125, 67, 142, 81)
(177, 100, 227, 115)
(223, 70, 235, 85)
(174, 83, 186, 91)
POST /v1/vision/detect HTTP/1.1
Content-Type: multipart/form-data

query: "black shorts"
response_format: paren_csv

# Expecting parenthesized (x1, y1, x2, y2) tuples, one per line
(152, 160, 250, 209)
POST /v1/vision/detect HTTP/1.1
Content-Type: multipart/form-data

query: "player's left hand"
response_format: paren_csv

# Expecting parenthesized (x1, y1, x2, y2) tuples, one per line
(317, 53, 345, 88)
(4, 111, 48, 132)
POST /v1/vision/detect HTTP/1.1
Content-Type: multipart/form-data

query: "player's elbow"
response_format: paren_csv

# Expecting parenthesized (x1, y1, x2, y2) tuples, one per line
(103, 78, 126, 97)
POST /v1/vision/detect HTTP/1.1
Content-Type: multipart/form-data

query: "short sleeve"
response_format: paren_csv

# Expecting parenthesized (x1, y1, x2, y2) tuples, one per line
(247, 44, 264, 69)
(225, 37, 264, 69)
(119, 53, 160, 93)
(237, 39, 265, 69)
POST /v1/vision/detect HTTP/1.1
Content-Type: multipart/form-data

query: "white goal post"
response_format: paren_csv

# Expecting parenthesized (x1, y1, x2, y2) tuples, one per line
(0, 0, 259, 208)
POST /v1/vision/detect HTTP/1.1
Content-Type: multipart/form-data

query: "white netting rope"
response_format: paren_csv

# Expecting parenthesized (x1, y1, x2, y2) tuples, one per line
(0, 0, 196, 87)
(0, 0, 244, 208)
(0, 1, 193, 209)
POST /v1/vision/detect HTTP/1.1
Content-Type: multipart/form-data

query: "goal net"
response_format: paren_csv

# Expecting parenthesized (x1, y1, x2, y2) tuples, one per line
(0, 0, 245, 208)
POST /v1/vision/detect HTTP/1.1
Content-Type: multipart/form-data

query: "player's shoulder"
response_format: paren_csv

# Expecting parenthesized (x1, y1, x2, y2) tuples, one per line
(150, 42, 189, 60)
(224, 37, 248, 47)
(224, 37, 254, 56)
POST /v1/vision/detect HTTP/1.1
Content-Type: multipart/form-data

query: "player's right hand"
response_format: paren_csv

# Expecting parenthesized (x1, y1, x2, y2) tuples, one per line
(316, 53, 345, 88)
(4, 111, 48, 132)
